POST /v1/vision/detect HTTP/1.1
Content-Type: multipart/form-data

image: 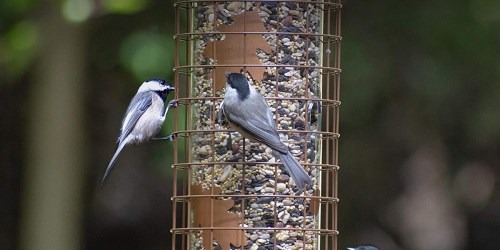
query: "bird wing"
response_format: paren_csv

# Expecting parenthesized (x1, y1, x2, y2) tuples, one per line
(223, 100, 289, 154)
(118, 91, 153, 143)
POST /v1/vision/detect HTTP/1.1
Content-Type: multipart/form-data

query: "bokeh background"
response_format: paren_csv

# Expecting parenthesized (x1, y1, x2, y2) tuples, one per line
(1, 0, 499, 249)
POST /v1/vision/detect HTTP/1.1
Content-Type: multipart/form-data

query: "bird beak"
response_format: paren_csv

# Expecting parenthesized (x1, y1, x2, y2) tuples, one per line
(224, 71, 231, 78)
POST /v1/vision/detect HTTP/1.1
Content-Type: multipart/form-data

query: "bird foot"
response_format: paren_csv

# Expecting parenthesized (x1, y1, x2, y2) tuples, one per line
(168, 99, 179, 108)
(152, 133, 177, 141)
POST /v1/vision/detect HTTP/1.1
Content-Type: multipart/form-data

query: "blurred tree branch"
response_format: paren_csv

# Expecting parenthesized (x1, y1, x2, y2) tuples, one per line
(20, 4, 87, 250)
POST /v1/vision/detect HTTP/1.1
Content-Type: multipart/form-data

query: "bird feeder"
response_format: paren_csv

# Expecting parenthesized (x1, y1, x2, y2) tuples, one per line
(172, 1, 341, 249)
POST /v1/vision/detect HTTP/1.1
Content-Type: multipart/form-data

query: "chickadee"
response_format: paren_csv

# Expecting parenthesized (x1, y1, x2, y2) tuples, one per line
(347, 246, 380, 250)
(102, 78, 176, 184)
(220, 73, 312, 191)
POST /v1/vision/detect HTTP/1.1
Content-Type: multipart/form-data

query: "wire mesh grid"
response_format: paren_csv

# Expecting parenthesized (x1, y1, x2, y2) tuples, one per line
(172, 1, 341, 249)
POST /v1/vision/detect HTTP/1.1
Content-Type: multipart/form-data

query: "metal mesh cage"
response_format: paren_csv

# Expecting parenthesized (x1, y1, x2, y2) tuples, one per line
(172, 1, 341, 249)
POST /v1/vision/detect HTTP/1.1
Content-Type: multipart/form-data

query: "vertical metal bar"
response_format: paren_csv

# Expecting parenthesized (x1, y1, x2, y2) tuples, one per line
(273, 3, 280, 248)
(334, 2, 341, 248)
(325, 1, 333, 248)
(303, 2, 311, 247)
(173, 1, 180, 249)
(185, 2, 193, 249)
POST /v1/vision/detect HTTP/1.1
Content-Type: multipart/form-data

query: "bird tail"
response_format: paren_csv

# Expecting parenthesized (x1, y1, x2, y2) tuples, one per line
(102, 142, 126, 185)
(278, 151, 312, 192)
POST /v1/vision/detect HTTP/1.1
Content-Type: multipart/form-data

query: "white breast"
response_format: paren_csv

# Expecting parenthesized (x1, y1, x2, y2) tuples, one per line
(128, 93, 164, 144)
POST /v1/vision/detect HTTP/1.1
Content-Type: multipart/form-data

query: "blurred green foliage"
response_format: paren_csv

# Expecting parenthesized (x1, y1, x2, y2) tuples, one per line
(101, 0, 150, 14)
(1, 20, 38, 81)
(1, 0, 172, 83)
(62, 0, 94, 22)
(119, 31, 174, 81)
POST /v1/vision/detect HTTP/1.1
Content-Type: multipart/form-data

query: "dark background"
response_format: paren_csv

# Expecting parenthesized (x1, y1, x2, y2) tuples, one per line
(1, 0, 499, 249)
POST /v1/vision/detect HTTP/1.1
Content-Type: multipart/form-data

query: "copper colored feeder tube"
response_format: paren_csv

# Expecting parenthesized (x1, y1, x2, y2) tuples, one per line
(172, 1, 341, 249)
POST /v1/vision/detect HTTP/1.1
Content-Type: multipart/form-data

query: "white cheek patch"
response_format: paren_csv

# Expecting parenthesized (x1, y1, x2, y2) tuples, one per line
(224, 87, 239, 105)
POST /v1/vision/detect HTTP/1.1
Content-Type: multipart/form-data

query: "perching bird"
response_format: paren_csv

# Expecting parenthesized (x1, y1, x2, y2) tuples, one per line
(347, 245, 380, 250)
(220, 72, 312, 191)
(102, 78, 176, 184)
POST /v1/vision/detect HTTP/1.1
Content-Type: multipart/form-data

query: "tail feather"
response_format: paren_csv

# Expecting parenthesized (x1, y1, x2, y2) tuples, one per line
(278, 151, 312, 191)
(102, 142, 126, 185)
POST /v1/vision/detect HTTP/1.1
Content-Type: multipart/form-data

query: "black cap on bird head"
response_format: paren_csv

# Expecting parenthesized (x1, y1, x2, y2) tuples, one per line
(146, 78, 175, 90)
(147, 78, 166, 85)
(140, 78, 174, 101)
(225, 72, 250, 100)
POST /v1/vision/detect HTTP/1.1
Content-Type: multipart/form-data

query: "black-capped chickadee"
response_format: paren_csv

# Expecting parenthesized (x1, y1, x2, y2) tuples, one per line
(102, 78, 176, 184)
(220, 73, 312, 191)
(347, 245, 380, 250)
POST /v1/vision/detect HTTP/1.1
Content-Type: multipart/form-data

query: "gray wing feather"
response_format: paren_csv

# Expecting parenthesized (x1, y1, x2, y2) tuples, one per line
(223, 98, 289, 154)
(118, 91, 152, 143)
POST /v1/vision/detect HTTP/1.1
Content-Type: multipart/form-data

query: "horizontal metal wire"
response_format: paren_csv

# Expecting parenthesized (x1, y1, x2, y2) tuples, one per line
(174, 31, 342, 42)
(172, 129, 338, 138)
(174, 64, 341, 73)
(172, 161, 339, 168)
(172, 194, 338, 203)
(174, 96, 341, 106)
(175, 0, 342, 9)
(171, 227, 339, 234)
